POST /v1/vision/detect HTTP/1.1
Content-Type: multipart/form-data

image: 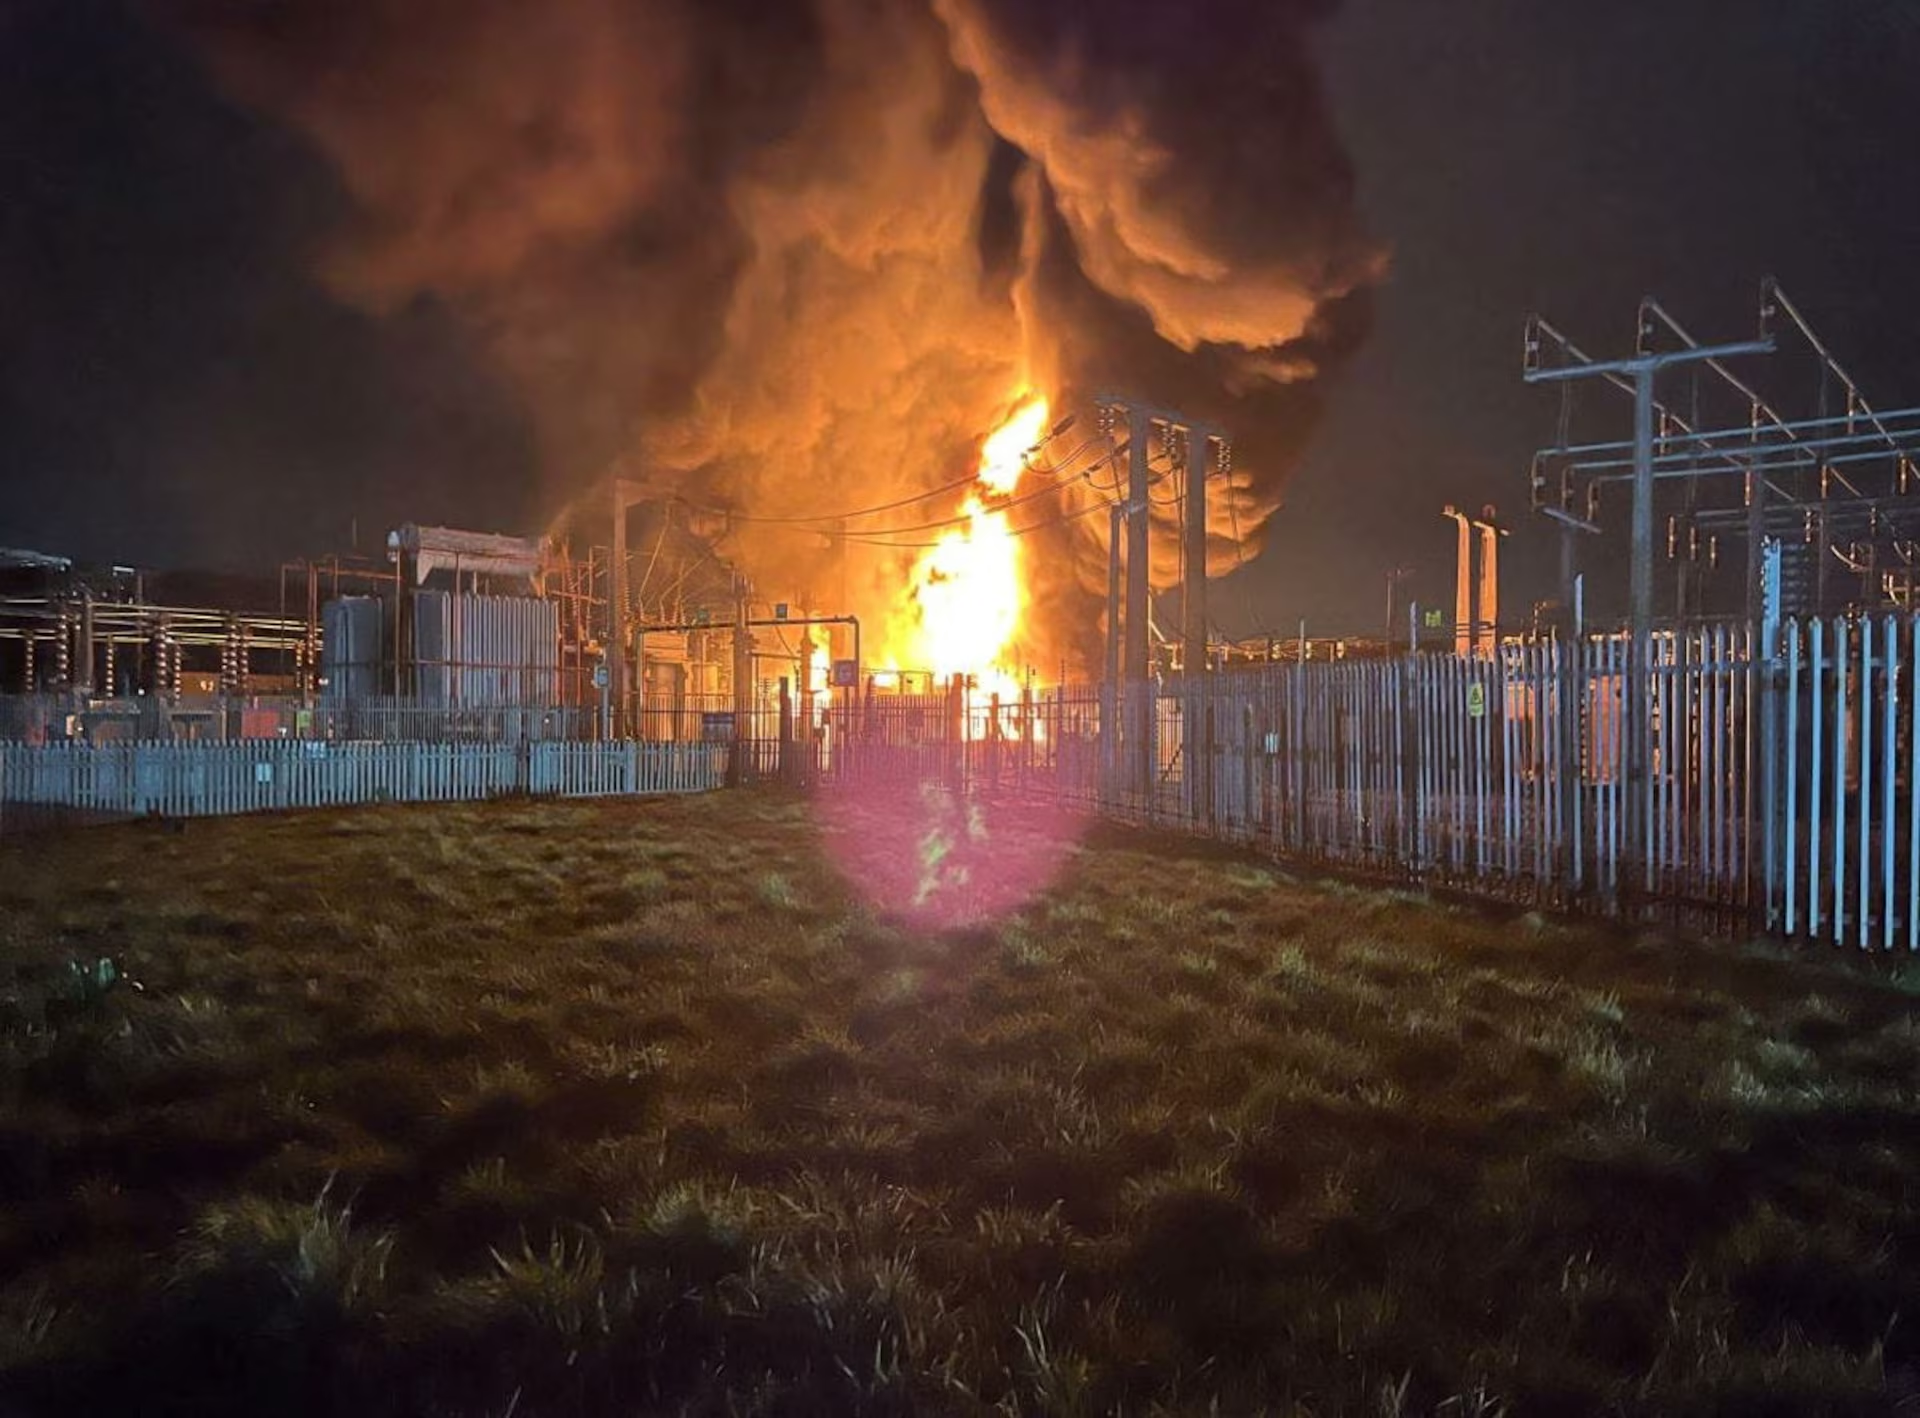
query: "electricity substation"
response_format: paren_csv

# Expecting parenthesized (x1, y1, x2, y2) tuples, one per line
(7, 281, 1920, 950)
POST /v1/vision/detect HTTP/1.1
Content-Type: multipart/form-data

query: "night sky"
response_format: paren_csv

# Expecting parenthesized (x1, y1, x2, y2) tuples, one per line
(1270, 0, 1920, 634)
(3, 1, 1919, 635)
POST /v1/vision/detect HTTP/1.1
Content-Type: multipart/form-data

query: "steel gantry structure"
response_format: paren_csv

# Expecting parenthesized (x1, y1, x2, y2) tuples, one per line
(1526, 279, 1920, 624)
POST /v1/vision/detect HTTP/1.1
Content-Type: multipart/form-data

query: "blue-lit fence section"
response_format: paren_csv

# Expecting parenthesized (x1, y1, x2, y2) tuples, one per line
(1002, 616, 1917, 948)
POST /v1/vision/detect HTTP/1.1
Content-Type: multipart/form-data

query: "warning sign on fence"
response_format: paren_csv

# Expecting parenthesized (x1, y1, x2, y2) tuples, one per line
(1466, 683, 1486, 719)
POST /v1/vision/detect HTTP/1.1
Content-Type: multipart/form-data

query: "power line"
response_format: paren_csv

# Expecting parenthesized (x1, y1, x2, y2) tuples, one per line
(797, 455, 1121, 542)
(676, 425, 1088, 529)
(844, 493, 1117, 550)
(680, 471, 981, 528)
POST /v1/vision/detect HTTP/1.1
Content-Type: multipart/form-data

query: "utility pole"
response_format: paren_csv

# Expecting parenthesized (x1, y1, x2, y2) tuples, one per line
(1096, 394, 1229, 813)
(1181, 427, 1217, 678)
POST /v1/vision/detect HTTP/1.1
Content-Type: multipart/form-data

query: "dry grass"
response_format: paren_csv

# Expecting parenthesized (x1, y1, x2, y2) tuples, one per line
(0, 788, 1916, 1416)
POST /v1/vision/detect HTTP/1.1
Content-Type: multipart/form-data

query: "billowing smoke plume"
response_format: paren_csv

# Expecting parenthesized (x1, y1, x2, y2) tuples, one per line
(164, 0, 1376, 672)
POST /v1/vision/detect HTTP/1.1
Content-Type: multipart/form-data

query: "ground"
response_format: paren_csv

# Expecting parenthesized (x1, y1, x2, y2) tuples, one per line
(0, 790, 1917, 1417)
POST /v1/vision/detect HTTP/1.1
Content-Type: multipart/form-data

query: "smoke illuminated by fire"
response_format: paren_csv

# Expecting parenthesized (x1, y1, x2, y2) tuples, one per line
(169, 0, 1380, 674)
(976, 393, 1049, 496)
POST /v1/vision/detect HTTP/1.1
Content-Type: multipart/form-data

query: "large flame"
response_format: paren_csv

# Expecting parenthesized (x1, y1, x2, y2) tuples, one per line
(899, 393, 1047, 687)
(976, 394, 1050, 496)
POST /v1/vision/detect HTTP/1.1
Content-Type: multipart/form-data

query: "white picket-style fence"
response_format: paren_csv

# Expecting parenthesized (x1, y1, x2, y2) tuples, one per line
(0, 739, 724, 821)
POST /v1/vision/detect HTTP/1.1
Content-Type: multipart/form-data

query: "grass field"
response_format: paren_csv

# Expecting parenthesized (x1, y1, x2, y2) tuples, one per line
(1, 789, 1917, 1416)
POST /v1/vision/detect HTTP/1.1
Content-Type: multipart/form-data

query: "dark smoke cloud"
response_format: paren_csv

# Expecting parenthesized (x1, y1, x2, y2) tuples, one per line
(936, 0, 1378, 355)
(161, 0, 1379, 671)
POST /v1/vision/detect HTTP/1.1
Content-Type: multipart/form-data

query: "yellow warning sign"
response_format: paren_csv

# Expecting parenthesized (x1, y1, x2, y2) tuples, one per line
(1466, 682, 1486, 719)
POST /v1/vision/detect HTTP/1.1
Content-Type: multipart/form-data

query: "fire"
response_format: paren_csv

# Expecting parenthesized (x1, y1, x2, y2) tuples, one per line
(917, 497, 1022, 680)
(976, 394, 1050, 495)
(899, 392, 1048, 688)
(809, 640, 832, 714)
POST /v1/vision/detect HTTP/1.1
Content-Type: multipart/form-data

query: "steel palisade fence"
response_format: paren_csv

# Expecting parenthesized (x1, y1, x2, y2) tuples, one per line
(787, 617, 1915, 948)
(0, 739, 723, 825)
(6, 614, 1918, 949)
(0, 694, 597, 745)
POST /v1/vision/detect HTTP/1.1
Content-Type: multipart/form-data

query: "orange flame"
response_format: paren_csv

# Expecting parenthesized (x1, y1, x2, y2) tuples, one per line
(976, 394, 1049, 495)
(893, 392, 1048, 690)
